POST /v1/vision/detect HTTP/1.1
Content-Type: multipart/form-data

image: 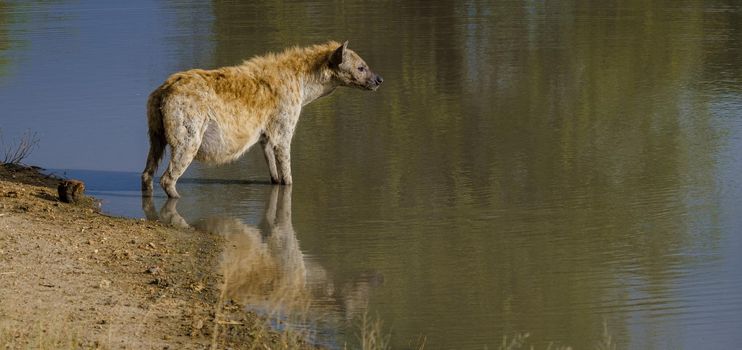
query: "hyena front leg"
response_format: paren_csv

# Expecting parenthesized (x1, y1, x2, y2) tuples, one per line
(267, 109, 299, 185)
(261, 136, 281, 184)
(274, 143, 292, 185)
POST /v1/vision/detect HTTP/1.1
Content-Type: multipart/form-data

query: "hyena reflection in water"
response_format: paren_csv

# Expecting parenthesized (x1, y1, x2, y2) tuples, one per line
(141, 186, 382, 320)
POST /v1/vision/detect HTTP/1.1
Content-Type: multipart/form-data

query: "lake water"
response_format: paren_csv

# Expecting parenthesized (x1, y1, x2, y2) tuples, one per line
(2, 1, 742, 349)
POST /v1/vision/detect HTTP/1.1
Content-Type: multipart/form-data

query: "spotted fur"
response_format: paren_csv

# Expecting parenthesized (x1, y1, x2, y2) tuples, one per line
(141, 41, 383, 198)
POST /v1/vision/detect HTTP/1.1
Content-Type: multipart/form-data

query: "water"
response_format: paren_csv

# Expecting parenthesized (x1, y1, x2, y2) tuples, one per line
(2, 1, 742, 348)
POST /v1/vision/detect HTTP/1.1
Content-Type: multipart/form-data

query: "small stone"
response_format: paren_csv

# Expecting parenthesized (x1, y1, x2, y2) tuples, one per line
(99, 279, 111, 288)
(193, 319, 204, 330)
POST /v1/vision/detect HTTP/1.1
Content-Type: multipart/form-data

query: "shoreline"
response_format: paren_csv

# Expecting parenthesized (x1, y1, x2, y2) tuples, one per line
(0, 163, 318, 349)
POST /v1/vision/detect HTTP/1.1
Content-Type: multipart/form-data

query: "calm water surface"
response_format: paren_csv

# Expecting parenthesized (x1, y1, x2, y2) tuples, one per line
(2, 1, 742, 349)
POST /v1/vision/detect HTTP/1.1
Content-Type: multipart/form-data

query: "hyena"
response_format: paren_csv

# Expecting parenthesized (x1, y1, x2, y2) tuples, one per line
(141, 41, 383, 198)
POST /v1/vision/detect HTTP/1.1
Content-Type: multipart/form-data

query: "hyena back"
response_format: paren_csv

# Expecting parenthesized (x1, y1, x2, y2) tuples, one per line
(141, 41, 382, 198)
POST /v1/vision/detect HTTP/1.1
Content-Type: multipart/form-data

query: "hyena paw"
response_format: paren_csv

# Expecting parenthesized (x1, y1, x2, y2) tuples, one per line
(160, 179, 180, 198)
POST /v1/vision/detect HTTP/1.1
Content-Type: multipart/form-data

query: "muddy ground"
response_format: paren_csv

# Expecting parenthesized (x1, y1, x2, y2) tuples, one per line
(0, 163, 316, 349)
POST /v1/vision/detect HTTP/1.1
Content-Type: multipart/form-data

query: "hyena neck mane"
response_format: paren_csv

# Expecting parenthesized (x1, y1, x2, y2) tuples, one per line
(240, 41, 342, 106)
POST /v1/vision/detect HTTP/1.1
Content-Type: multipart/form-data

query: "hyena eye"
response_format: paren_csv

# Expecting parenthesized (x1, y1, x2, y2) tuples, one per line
(357, 66, 365, 72)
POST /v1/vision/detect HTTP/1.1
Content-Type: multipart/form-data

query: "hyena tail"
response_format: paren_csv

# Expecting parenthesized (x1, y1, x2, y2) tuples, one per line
(141, 90, 167, 196)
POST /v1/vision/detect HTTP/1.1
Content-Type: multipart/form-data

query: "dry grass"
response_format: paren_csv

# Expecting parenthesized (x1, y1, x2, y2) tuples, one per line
(595, 319, 616, 350)
(0, 129, 39, 165)
(354, 313, 391, 350)
(495, 321, 617, 350)
(0, 319, 87, 350)
(497, 332, 571, 350)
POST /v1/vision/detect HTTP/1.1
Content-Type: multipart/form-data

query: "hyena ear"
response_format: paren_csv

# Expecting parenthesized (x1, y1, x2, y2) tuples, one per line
(329, 41, 349, 67)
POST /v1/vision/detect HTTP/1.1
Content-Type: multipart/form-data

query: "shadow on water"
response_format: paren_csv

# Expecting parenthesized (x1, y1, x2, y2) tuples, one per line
(50, 168, 270, 192)
(142, 186, 383, 349)
(46, 168, 276, 216)
(179, 178, 273, 186)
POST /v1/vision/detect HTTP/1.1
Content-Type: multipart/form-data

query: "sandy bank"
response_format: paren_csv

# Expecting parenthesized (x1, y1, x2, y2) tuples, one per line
(0, 164, 316, 349)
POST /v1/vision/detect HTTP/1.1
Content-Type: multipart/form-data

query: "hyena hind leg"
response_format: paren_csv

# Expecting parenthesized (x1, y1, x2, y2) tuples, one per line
(160, 137, 202, 198)
(141, 135, 166, 196)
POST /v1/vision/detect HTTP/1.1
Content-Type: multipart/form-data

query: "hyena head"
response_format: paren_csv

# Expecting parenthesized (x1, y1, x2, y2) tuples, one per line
(328, 41, 383, 91)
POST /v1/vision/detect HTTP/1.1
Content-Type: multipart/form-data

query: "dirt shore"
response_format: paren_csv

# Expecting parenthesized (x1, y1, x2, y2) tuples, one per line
(0, 164, 316, 349)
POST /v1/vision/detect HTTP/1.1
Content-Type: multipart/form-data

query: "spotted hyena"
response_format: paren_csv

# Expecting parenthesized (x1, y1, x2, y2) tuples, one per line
(141, 41, 383, 198)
